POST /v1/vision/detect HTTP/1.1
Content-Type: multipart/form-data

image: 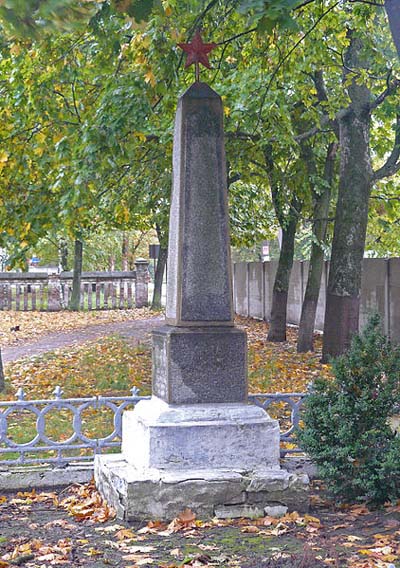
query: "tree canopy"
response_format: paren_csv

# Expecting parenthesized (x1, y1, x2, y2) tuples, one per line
(0, 0, 399, 352)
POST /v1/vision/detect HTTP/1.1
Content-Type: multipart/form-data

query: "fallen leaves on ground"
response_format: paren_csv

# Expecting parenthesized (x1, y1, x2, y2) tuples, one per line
(236, 316, 332, 393)
(4, 335, 152, 400)
(0, 307, 153, 346)
(2, 483, 400, 567)
(60, 480, 115, 523)
(3, 315, 331, 401)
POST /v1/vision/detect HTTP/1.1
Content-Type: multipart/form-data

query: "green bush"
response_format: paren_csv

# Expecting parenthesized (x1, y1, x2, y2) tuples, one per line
(299, 314, 400, 504)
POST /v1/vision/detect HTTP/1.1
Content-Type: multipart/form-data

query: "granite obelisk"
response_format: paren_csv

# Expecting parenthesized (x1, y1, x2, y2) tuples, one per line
(95, 49, 308, 519)
(152, 82, 248, 406)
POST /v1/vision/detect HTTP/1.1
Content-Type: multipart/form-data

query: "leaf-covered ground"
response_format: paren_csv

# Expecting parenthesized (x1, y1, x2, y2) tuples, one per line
(0, 308, 154, 347)
(3, 314, 332, 400)
(4, 337, 153, 400)
(1, 314, 332, 451)
(0, 482, 400, 567)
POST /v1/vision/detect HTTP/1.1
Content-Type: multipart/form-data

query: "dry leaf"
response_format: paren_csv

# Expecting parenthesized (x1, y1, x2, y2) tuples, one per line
(241, 526, 260, 533)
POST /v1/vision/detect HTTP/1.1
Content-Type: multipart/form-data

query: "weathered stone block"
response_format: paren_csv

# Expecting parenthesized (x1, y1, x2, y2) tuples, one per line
(263, 505, 288, 517)
(94, 454, 309, 521)
(152, 325, 247, 404)
(214, 504, 264, 519)
(245, 471, 310, 512)
(121, 398, 280, 471)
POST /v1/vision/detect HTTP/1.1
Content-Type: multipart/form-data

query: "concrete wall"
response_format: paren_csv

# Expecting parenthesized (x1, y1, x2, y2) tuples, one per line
(248, 262, 263, 319)
(234, 258, 400, 342)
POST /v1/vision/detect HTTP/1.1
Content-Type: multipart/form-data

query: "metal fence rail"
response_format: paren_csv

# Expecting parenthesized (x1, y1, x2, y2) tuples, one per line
(248, 392, 307, 452)
(0, 387, 148, 466)
(0, 388, 307, 467)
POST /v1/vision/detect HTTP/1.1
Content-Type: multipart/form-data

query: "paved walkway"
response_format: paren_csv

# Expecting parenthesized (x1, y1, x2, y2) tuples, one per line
(2, 315, 164, 363)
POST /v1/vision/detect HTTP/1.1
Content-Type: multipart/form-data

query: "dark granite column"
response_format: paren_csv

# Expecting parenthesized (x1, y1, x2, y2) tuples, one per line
(152, 82, 247, 405)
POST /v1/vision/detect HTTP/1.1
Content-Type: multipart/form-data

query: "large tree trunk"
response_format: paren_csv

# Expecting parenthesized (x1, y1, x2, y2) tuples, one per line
(322, 35, 373, 362)
(385, 0, 400, 58)
(267, 206, 299, 342)
(121, 232, 129, 271)
(297, 142, 337, 352)
(0, 348, 5, 392)
(69, 239, 83, 311)
(151, 245, 167, 310)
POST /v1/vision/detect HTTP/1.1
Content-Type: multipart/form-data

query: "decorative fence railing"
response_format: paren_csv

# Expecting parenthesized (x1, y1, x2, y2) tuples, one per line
(249, 392, 307, 450)
(0, 261, 150, 312)
(0, 387, 147, 467)
(0, 388, 307, 467)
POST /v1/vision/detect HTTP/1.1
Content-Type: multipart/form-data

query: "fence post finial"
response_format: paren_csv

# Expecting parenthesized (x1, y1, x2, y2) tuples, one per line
(16, 387, 25, 401)
(53, 385, 64, 399)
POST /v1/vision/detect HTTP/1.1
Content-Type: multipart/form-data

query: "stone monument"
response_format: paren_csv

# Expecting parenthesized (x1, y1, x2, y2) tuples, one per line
(95, 33, 308, 520)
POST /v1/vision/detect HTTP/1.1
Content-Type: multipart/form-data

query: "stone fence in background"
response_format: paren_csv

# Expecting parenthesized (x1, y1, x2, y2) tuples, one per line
(0, 259, 150, 311)
(234, 258, 400, 341)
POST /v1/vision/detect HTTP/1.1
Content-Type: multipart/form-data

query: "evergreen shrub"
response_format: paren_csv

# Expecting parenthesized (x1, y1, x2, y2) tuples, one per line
(299, 314, 400, 504)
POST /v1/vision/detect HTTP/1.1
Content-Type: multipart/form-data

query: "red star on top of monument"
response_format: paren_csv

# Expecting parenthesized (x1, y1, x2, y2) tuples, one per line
(178, 31, 217, 71)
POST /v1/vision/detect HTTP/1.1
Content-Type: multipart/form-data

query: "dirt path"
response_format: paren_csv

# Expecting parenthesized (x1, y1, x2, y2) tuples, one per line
(2, 315, 164, 363)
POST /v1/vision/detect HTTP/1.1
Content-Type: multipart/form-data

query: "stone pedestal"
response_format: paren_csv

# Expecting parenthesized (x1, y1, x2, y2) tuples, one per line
(95, 398, 309, 521)
(95, 397, 309, 520)
(95, 81, 309, 520)
(121, 398, 280, 470)
(152, 326, 247, 404)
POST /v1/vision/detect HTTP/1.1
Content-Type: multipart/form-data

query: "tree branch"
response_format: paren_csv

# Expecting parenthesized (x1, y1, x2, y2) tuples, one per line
(370, 76, 400, 110)
(71, 80, 81, 123)
(254, 1, 340, 132)
(217, 28, 257, 45)
(373, 114, 400, 180)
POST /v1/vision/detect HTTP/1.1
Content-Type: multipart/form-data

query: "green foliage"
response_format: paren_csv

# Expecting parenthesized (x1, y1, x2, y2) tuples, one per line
(300, 315, 400, 504)
(33, 229, 154, 271)
(0, 0, 399, 270)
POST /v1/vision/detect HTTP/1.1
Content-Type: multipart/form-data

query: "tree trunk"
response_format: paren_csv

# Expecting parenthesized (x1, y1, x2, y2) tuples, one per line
(297, 142, 337, 352)
(69, 239, 83, 311)
(263, 143, 302, 343)
(267, 210, 298, 342)
(58, 238, 69, 272)
(322, 34, 373, 362)
(151, 245, 167, 310)
(385, 0, 400, 58)
(109, 255, 115, 271)
(122, 232, 129, 271)
(0, 347, 5, 392)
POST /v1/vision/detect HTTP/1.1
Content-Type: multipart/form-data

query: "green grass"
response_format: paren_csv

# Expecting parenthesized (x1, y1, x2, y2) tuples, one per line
(1, 335, 152, 462)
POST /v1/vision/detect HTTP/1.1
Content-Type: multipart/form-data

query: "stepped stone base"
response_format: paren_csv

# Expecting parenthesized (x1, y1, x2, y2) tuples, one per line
(95, 399, 309, 521)
(94, 454, 309, 521)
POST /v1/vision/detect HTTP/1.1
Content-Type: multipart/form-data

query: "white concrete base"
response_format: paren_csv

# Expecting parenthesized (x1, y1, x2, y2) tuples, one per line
(95, 397, 309, 520)
(121, 397, 280, 470)
(95, 454, 309, 521)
